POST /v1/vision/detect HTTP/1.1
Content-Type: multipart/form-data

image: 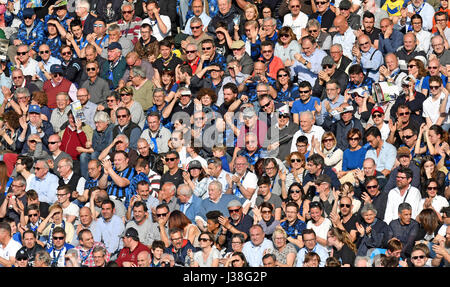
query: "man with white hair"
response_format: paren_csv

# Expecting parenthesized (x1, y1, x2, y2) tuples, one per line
(117, 2, 142, 44)
(75, 0, 96, 35)
(290, 111, 325, 153)
(199, 180, 244, 221)
(176, 184, 203, 223)
(27, 160, 59, 204)
(129, 67, 154, 112)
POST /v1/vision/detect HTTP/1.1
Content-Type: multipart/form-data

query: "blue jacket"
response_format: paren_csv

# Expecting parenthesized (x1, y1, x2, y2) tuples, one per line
(177, 194, 203, 223)
(15, 121, 54, 154)
(17, 19, 46, 52)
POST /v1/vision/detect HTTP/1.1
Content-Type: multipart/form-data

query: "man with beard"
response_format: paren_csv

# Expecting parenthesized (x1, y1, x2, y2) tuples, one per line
(218, 200, 252, 252)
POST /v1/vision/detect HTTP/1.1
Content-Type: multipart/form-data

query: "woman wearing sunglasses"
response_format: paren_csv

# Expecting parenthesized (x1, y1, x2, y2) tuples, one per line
(419, 156, 446, 198)
(117, 87, 145, 129)
(416, 124, 450, 171)
(338, 128, 368, 183)
(284, 152, 306, 196)
(418, 179, 449, 223)
(286, 183, 310, 222)
(188, 231, 220, 267)
(311, 132, 343, 173)
(274, 68, 299, 107)
(410, 243, 432, 267)
(274, 27, 301, 66)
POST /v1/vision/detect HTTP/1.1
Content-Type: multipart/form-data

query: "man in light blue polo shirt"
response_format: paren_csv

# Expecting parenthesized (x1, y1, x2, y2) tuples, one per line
(242, 225, 274, 267)
(296, 229, 329, 267)
(365, 126, 397, 177)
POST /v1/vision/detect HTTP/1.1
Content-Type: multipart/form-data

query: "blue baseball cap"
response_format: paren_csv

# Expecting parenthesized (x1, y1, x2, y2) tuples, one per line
(50, 64, 63, 74)
(108, 42, 122, 51)
(29, 105, 41, 114)
(23, 8, 34, 18)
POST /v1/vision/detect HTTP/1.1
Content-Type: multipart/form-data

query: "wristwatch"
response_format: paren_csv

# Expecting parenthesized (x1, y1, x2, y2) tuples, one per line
(304, 60, 309, 66)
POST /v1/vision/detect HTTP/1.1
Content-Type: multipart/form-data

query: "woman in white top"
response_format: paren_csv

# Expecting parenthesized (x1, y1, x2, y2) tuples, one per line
(274, 26, 301, 65)
(311, 132, 343, 172)
(306, 201, 332, 248)
(189, 232, 220, 267)
(418, 179, 449, 222)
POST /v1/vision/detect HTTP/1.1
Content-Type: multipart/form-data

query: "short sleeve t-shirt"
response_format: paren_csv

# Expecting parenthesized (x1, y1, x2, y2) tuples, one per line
(291, 97, 321, 116)
(332, 244, 356, 266)
(306, 218, 332, 247)
(193, 246, 220, 267)
(255, 194, 282, 209)
(0, 239, 22, 266)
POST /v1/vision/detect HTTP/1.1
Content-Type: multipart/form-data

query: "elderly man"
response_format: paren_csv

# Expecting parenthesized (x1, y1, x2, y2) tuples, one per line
(395, 33, 427, 73)
(57, 158, 86, 202)
(225, 156, 258, 201)
(226, 40, 254, 76)
(291, 111, 325, 153)
(36, 44, 61, 82)
(176, 184, 203, 223)
(194, 157, 232, 199)
(309, 0, 336, 31)
(352, 35, 384, 81)
(199, 181, 244, 221)
(46, 134, 72, 177)
(242, 225, 274, 267)
(332, 15, 356, 61)
(312, 56, 348, 100)
(100, 42, 127, 90)
(81, 61, 110, 108)
(27, 160, 59, 205)
(111, 107, 141, 150)
(330, 44, 352, 75)
(43, 64, 78, 109)
(290, 36, 327, 86)
(75, 88, 98, 130)
(140, 112, 170, 154)
(50, 92, 71, 133)
(378, 18, 404, 55)
(105, 24, 134, 58)
(379, 53, 407, 88)
(430, 35, 450, 67)
(98, 133, 139, 169)
(128, 67, 154, 112)
(282, 0, 308, 39)
(185, 17, 213, 49)
(388, 202, 420, 258)
(120, 52, 154, 87)
(207, 0, 240, 36)
(238, 61, 277, 104)
(117, 2, 142, 44)
(183, 0, 211, 35)
(158, 182, 180, 213)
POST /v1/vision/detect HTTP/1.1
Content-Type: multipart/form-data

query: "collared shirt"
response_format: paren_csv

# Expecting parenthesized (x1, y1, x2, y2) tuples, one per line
(203, 169, 232, 196)
(81, 76, 110, 106)
(96, 215, 125, 254)
(49, 79, 78, 102)
(290, 48, 327, 86)
(356, 47, 384, 81)
(332, 28, 356, 60)
(183, 12, 212, 35)
(27, 172, 59, 204)
(81, 101, 98, 130)
(50, 106, 71, 133)
(296, 243, 329, 267)
(365, 141, 397, 172)
(290, 125, 325, 153)
(37, 56, 61, 81)
(20, 58, 40, 77)
(62, 171, 86, 195)
(75, 241, 110, 267)
(384, 185, 422, 224)
(316, 95, 345, 126)
(242, 238, 274, 267)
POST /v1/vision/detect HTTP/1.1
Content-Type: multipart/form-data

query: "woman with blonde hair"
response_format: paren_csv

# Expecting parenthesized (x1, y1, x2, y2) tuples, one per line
(311, 131, 343, 172)
(271, 227, 297, 267)
(117, 87, 146, 128)
(284, 152, 306, 192)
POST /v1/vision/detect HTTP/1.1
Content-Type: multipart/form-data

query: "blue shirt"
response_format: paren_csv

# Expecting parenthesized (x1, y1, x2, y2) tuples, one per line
(290, 49, 327, 86)
(96, 215, 125, 254)
(276, 84, 300, 103)
(342, 145, 369, 171)
(280, 219, 306, 239)
(37, 56, 61, 82)
(296, 243, 329, 267)
(356, 47, 384, 81)
(291, 97, 321, 117)
(365, 141, 397, 172)
(378, 29, 404, 55)
(316, 95, 345, 126)
(27, 172, 59, 204)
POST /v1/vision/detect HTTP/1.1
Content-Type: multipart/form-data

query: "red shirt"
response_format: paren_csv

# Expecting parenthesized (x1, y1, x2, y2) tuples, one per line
(115, 242, 150, 267)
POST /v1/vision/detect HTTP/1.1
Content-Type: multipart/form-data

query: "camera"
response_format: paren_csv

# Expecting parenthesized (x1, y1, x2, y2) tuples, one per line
(252, 75, 261, 82)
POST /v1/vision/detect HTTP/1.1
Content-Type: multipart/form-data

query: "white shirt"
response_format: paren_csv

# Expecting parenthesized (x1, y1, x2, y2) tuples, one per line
(332, 28, 356, 61)
(242, 238, 274, 267)
(306, 218, 332, 247)
(384, 185, 422, 225)
(290, 125, 325, 153)
(62, 172, 86, 196)
(423, 92, 448, 125)
(142, 15, 172, 41)
(20, 58, 39, 77)
(415, 30, 432, 53)
(282, 12, 308, 40)
(418, 195, 449, 214)
(0, 238, 22, 266)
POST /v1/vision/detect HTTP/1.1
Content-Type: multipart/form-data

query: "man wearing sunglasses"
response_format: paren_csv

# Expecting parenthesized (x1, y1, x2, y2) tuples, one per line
(14, 44, 39, 78)
(16, 8, 45, 55)
(116, 227, 150, 267)
(225, 41, 253, 77)
(313, 56, 348, 101)
(183, 0, 211, 35)
(282, 0, 308, 40)
(218, 200, 252, 252)
(36, 44, 61, 82)
(329, 196, 358, 242)
(46, 227, 74, 267)
(309, 0, 336, 32)
(117, 2, 142, 45)
(352, 35, 383, 82)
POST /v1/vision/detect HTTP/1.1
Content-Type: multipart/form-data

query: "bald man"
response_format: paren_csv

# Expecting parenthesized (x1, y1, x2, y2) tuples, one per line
(379, 18, 404, 55)
(352, 34, 384, 81)
(379, 53, 407, 87)
(395, 32, 427, 72)
(332, 15, 356, 60)
(137, 250, 152, 267)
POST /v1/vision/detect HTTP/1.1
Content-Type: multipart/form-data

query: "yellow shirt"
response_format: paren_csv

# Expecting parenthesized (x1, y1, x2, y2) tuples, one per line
(382, 0, 405, 16)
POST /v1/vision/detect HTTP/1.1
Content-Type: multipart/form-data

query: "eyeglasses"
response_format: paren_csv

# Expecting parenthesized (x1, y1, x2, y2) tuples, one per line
(53, 236, 65, 240)
(185, 50, 197, 54)
(117, 115, 128, 119)
(291, 158, 302, 163)
(202, 47, 212, 51)
(398, 112, 410, 116)
(315, 1, 328, 4)
(39, 50, 50, 54)
(348, 137, 360, 141)
(28, 213, 39, 217)
(120, 93, 131, 97)
(260, 101, 271, 109)
(366, 185, 378, 189)
(299, 90, 311, 94)
(261, 210, 272, 214)
(107, 99, 115, 102)
(191, 26, 202, 30)
(372, 113, 383, 119)
(228, 208, 241, 213)
(427, 186, 438, 190)
(86, 67, 96, 72)
(13, 76, 24, 80)
(93, 24, 103, 28)
(165, 157, 177, 162)
(156, 212, 168, 217)
(170, 237, 182, 241)
(231, 241, 242, 244)
(430, 85, 440, 90)
(407, 65, 417, 68)
(411, 255, 426, 260)
(17, 51, 28, 56)
(62, 51, 72, 56)
(323, 138, 334, 143)
(428, 66, 438, 70)
(199, 237, 210, 242)
(402, 135, 414, 140)
(359, 42, 369, 46)
(340, 204, 351, 208)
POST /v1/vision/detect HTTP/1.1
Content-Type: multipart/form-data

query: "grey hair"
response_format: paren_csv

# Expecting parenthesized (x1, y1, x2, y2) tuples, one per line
(300, 110, 314, 121)
(117, 134, 129, 144)
(76, 0, 90, 10)
(56, 92, 70, 101)
(209, 180, 223, 192)
(60, 157, 74, 169)
(331, 43, 343, 52)
(398, 202, 412, 213)
(13, 175, 27, 186)
(93, 111, 112, 124)
(35, 250, 52, 266)
(108, 24, 121, 32)
(372, 254, 384, 267)
(17, 44, 29, 52)
(263, 17, 276, 26)
(354, 256, 371, 267)
(190, 17, 203, 25)
(36, 159, 50, 170)
(177, 184, 193, 197)
(14, 87, 30, 99)
(121, 2, 134, 10)
(256, 82, 270, 91)
(66, 248, 79, 260)
(431, 34, 444, 44)
(132, 66, 146, 78)
(153, 87, 167, 96)
(92, 245, 106, 255)
(306, 18, 321, 29)
(360, 203, 378, 216)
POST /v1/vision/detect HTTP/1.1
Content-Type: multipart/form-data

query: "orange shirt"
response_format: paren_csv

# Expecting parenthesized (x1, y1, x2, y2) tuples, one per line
(432, 8, 450, 33)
